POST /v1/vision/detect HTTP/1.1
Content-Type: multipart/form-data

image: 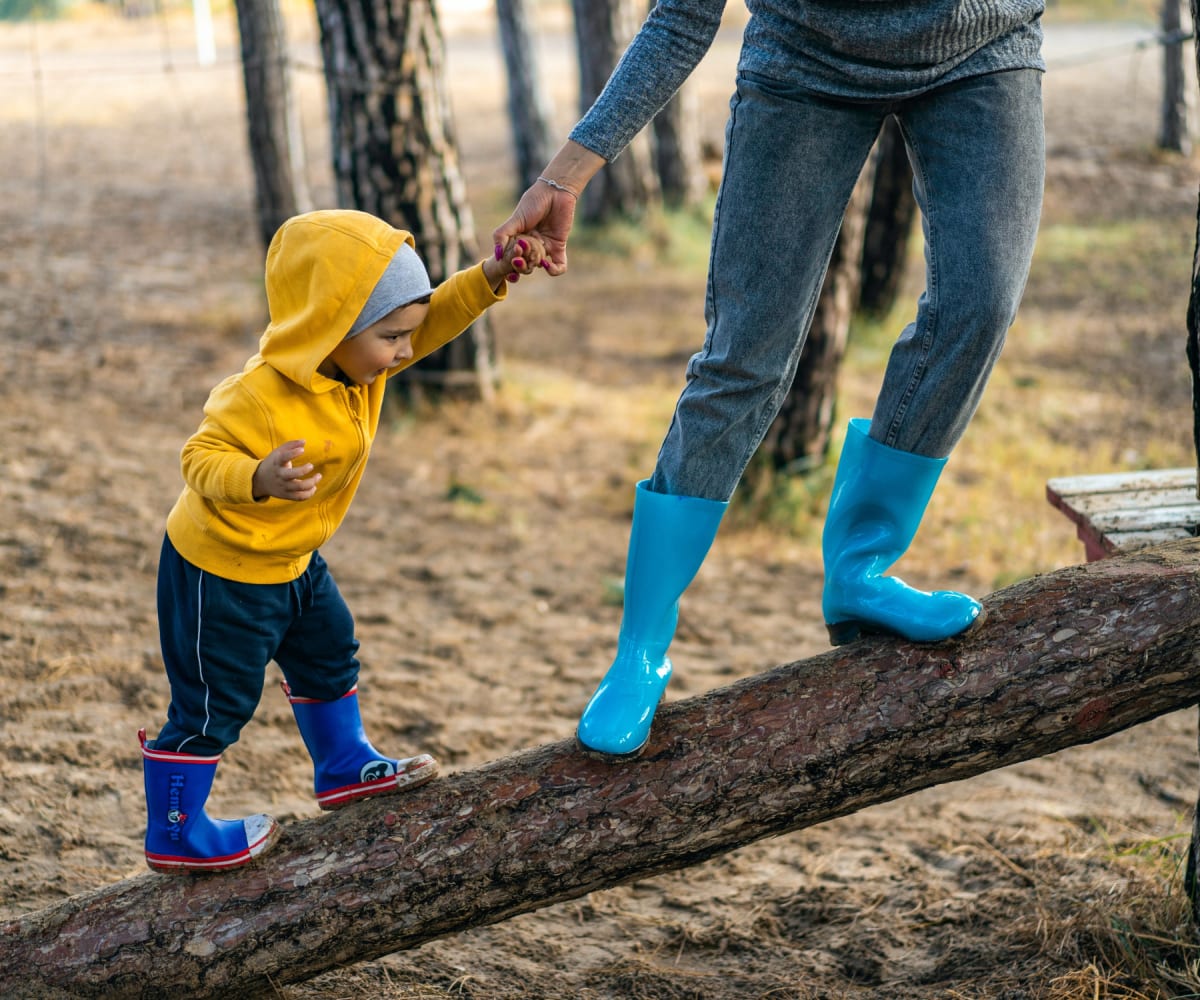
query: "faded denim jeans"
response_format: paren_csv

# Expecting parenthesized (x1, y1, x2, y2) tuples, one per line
(649, 68, 1045, 501)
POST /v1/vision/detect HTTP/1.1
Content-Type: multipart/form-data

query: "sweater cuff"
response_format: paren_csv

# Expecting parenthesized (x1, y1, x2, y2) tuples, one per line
(225, 456, 260, 504)
(465, 259, 508, 305)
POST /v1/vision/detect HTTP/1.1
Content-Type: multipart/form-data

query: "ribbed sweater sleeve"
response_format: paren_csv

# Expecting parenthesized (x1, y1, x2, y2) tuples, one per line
(568, 0, 1044, 164)
(569, 0, 726, 162)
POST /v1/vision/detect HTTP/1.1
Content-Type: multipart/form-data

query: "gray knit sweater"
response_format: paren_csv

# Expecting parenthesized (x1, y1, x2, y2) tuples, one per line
(570, 0, 1045, 162)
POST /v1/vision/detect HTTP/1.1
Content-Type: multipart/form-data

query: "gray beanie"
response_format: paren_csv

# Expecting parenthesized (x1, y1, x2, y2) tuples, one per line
(347, 242, 432, 338)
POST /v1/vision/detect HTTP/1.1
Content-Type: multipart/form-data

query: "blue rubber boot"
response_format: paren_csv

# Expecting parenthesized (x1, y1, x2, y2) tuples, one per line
(821, 419, 985, 646)
(577, 480, 728, 759)
(141, 729, 278, 873)
(283, 683, 439, 810)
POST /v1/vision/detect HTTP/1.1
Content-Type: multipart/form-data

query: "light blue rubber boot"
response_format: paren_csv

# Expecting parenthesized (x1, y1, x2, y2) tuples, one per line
(821, 419, 984, 646)
(141, 729, 278, 873)
(283, 684, 439, 810)
(577, 480, 728, 759)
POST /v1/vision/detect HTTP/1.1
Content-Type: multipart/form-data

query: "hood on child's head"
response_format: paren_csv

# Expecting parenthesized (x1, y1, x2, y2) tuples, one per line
(257, 210, 421, 391)
(346, 241, 432, 339)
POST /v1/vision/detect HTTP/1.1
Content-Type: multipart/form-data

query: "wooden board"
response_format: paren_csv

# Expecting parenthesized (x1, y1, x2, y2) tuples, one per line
(1046, 468, 1200, 560)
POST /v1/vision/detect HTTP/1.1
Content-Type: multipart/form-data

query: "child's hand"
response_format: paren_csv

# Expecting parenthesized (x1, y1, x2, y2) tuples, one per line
(484, 233, 548, 290)
(252, 440, 321, 502)
(504, 234, 548, 283)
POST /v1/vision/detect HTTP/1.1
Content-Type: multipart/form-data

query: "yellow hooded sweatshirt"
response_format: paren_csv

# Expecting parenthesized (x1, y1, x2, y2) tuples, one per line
(165, 210, 506, 584)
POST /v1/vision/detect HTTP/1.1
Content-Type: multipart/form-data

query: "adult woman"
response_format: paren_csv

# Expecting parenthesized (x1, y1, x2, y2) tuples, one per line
(494, 0, 1046, 759)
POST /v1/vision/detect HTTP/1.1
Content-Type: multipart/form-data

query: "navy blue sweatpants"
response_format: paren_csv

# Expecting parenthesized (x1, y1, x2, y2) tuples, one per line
(152, 535, 360, 755)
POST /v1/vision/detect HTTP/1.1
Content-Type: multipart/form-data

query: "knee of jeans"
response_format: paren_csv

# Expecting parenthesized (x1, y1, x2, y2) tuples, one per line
(978, 298, 1019, 340)
(688, 351, 794, 399)
(948, 270, 1023, 338)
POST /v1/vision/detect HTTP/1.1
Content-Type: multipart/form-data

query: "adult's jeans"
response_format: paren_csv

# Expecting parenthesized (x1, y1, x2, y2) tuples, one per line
(648, 68, 1045, 501)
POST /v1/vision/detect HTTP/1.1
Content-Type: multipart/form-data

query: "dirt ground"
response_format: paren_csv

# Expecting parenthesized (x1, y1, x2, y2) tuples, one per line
(4, 7, 1200, 998)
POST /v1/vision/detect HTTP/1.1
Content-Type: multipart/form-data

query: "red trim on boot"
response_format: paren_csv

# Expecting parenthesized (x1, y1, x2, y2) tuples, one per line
(316, 754, 439, 810)
(139, 728, 222, 764)
(145, 840, 266, 872)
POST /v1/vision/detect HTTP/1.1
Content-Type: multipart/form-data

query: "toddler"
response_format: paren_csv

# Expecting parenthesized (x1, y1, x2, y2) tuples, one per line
(141, 209, 543, 872)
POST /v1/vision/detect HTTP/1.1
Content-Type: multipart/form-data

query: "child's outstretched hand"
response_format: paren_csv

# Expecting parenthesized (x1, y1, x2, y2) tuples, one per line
(484, 233, 548, 290)
(252, 440, 321, 502)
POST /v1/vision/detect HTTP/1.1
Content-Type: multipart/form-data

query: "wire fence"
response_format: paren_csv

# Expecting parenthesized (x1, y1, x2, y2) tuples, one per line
(0, 9, 1192, 78)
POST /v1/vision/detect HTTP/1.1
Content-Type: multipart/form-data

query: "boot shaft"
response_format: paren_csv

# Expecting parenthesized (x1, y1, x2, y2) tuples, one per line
(141, 729, 220, 850)
(283, 683, 370, 779)
(822, 419, 946, 573)
(282, 683, 438, 809)
(140, 729, 276, 872)
(619, 479, 728, 645)
(820, 419, 982, 643)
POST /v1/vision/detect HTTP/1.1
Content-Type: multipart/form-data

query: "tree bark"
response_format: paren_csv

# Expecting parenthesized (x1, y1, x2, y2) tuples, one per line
(652, 85, 706, 209)
(6, 538, 1200, 999)
(1159, 0, 1192, 154)
(495, 0, 554, 194)
(571, 0, 659, 222)
(234, 0, 312, 249)
(859, 116, 917, 318)
(1188, 0, 1200, 496)
(1181, 0, 1200, 924)
(1187, 711, 1200, 923)
(756, 167, 874, 474)
(314, 0, 497, 398)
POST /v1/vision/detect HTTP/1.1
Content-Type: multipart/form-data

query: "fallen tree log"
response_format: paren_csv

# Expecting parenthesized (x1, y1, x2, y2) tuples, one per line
(5, 539, 1200, 999)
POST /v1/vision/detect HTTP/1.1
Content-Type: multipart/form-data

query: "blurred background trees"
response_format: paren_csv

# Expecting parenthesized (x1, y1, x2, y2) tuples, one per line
(312, 0, 497, 398)
(7, 0, 1192, 476)
(229, 0, 1198, 471)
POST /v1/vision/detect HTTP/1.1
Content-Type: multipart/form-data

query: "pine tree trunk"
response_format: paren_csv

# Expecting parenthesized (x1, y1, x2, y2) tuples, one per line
(570, 0, 659, 222)
(314, 0, 496, 398)
(495, 0, 554, 194)
(1182, 0, 1200, 926)
(756, 169, 874, 474)
(234, 0, 311, 249)
(1188, 0, 1200, 498)
(859, 116, 917, 318)
(652, 85, 706, 208)
(6, 539, 1200, 998)
(1159, 0, 1192, 154)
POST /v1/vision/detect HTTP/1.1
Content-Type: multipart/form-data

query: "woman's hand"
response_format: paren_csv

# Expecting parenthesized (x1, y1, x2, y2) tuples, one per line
(493, 181, 576, 277)
(492, 141, 606, 277)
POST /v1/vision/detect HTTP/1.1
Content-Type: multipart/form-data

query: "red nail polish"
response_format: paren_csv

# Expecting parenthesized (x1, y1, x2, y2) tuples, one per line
(517, 239, 528, 253)
(494, 244, 503, 261)
(506, 273, 519, 282)
(513, 257, 525, 269)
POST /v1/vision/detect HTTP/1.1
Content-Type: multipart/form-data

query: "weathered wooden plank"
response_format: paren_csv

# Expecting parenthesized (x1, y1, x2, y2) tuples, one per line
(1084, 504, 1200, 533)
(1047, 468, 1196, 498)
(1047, 486, 1200, 518)
(1095, 528, 1200, 556)
(1046, 470, 1200, 561)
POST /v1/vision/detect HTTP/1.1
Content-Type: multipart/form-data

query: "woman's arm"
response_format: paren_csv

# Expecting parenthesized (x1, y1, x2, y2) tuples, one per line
(492, 141, 603, 276)
(569, 0, 727, 163)
(493, 0, 728, 274)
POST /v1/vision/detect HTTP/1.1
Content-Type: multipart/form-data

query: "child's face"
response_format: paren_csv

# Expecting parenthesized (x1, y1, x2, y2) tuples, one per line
(320, 300, 430, 386)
